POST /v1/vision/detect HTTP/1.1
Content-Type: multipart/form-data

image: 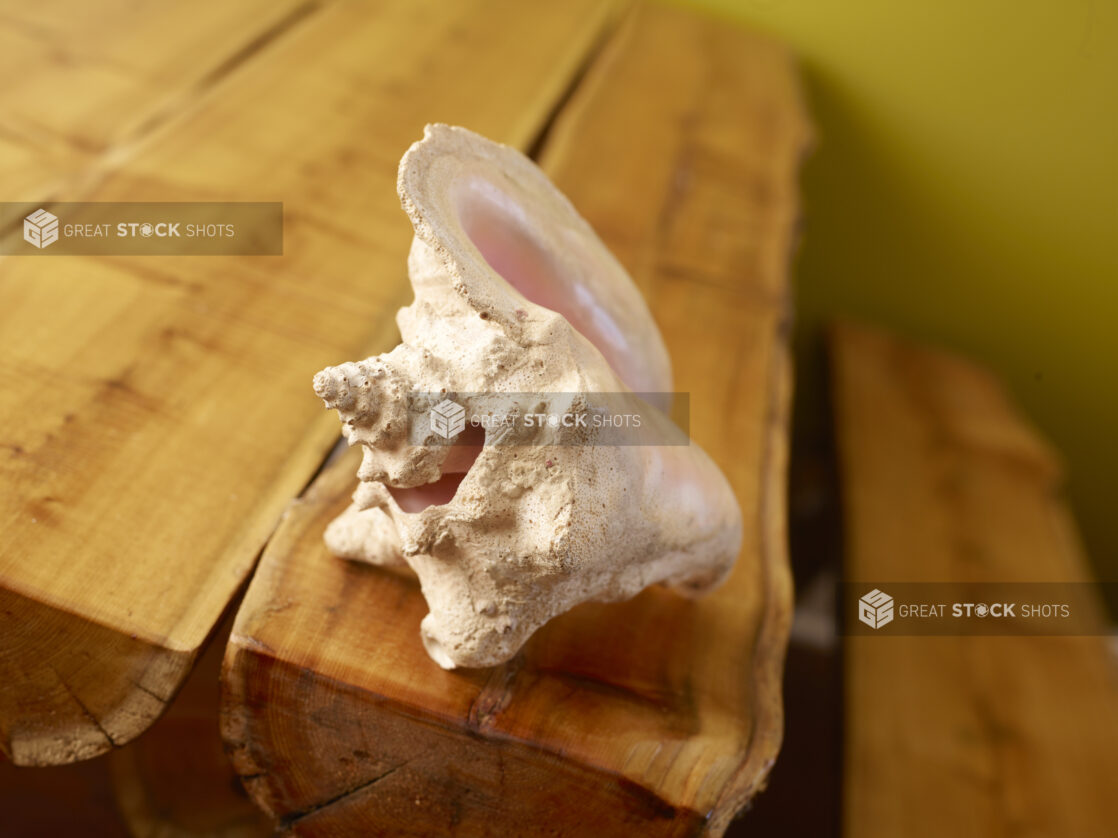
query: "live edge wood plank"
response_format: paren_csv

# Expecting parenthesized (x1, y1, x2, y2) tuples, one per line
(0, 0, 623, 765)
(0, 606, 271, 836)
(222, 4, 812, 835)
(832, 323, 1118, 838)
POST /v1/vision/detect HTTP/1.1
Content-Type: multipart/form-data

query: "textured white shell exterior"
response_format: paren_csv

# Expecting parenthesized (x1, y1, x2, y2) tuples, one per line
(314, 125, 742, 669)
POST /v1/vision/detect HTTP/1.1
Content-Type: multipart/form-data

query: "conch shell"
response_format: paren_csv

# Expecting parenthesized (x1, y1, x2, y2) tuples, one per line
(314, 125, 742, 669)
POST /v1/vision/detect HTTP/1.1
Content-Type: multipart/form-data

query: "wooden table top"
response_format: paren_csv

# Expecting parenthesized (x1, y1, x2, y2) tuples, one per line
(0, 1, 811, 833)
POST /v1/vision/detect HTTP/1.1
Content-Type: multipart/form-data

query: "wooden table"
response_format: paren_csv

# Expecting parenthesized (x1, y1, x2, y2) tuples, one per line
(0, 1, 810, 834)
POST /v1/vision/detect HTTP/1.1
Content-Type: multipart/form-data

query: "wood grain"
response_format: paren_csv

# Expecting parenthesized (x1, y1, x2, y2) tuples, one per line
(0, 0, 316, 199)
(0, 606, 270, 836)
(222, 4, 812, 834)
(832, 323, 1118, 838)
(0, 0, 623, 764)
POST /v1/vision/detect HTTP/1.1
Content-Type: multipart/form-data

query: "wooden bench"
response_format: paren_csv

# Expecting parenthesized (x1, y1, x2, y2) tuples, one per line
(0, 0, 811, 834)
(831, 323, 1118, 838)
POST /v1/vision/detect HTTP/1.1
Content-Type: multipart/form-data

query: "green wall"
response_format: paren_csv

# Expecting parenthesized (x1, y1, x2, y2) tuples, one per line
(674, 0, 1117, 583)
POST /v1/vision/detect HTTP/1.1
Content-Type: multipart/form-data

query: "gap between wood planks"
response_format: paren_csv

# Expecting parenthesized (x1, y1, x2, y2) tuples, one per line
(0, 0, 329, 244)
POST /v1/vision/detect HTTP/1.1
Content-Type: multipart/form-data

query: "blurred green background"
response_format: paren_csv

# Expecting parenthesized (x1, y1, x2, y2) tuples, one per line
(677, 0, 1117, 588)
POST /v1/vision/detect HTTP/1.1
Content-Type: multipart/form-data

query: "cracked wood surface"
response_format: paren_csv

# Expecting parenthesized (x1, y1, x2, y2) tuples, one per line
(0, 0, 624, 765)
(0, 605, 271, 836)
(832, 323, 1118, 838)
(222, 4, 811, 834)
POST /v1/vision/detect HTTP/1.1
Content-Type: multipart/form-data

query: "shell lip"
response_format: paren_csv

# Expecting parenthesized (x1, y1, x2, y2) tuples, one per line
(397, 125, 578, 327)
(396, 125, 672, 398)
